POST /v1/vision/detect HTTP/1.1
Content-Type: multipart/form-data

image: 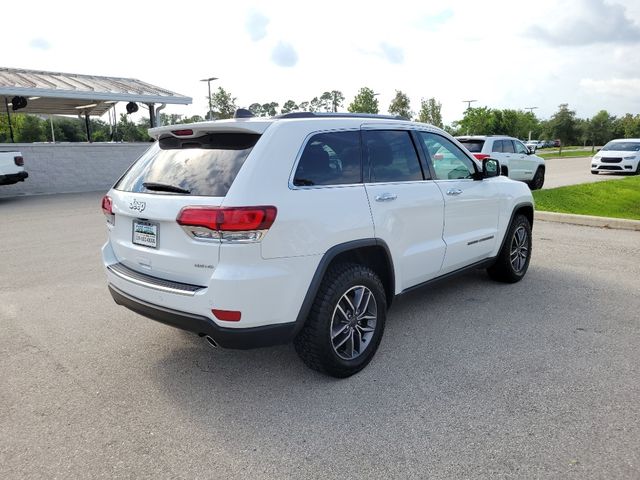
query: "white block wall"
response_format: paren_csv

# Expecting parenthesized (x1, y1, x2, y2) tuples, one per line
(0, 143, 151, 197)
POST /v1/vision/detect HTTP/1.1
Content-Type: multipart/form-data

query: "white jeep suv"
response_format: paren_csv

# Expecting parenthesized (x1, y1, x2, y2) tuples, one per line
(457, 135, 546, 189)
(102, 112, 535, 377)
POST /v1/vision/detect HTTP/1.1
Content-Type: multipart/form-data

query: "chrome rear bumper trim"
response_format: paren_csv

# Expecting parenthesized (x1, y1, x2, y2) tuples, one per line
(107, 262, 205, 297)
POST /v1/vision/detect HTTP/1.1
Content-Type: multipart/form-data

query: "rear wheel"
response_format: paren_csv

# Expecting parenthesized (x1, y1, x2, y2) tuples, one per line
(528, 167, 545, 190)
(294, 263, 386, 378)
(487, 214, 532, 283)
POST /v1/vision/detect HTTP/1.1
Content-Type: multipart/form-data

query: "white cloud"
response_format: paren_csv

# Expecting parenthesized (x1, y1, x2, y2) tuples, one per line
(29, 38, 51, 50)
(271, 42, 298, 67)
(580, 77, 640, 95)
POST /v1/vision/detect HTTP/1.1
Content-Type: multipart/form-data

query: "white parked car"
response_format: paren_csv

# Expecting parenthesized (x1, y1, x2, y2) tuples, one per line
(457, 135, 546, 189)
(591, 138, 640, 175)
(102, 112, 535, 377)
(0, 150, 28, 185)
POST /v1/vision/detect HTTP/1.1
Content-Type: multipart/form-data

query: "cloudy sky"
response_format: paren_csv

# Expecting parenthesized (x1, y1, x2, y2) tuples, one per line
(4, 0, 640, 124)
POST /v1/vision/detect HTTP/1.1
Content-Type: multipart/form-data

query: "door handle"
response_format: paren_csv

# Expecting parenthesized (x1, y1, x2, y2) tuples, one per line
(446, 188, 463, 196)
(375, 193, 397, 202)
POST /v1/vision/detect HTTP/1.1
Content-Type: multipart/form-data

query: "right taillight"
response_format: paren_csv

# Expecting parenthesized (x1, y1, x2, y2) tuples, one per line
(473, 153, 490, 160)
(101, 195, 115, 224)
(177, 206, 277, 243)
(14, 155, 24, 166)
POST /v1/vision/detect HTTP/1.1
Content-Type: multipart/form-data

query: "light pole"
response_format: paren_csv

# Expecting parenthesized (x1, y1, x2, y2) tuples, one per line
(200, 76, 218, 120)
(524, 107, 538, 140)
(462, 99, 477, 110)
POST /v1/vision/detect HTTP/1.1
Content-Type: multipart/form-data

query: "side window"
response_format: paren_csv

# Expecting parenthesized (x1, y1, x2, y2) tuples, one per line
(514, 140, 528, 154)
(417, 131, 477, 180)
(293, 131, 362, 186)
(492, 140, 503, 153)
(503, 140, 515, 153)
(363, 130, 424, 183)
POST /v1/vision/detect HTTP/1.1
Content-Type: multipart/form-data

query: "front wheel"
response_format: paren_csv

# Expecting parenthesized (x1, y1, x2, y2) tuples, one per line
(487, 214, 532, 283)
(528, 167, 545, 190)
(294, 263, 387, 378)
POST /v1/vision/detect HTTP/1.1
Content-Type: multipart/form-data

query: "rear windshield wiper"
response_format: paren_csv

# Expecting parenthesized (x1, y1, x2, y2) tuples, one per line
(142, 182, 191, 194)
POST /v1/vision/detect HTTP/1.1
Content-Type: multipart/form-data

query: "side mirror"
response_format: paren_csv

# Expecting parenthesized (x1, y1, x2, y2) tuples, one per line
(482, 158, 500, 178)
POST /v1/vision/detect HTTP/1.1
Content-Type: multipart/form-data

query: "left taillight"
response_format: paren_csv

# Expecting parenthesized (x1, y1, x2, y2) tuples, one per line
(14, 155, 24, 166)
(101, 195, 115, 224)
(177, 206, 277, 242)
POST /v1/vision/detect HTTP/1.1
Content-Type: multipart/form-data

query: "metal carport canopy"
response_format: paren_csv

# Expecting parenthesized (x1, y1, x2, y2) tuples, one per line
(0, 67, 192, 117)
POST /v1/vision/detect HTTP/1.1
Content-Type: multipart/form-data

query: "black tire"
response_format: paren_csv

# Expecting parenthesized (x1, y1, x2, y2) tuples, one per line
(528, 167, 545, 190)
(591, 170, 599, 175)
(487, 214, 532, 283)
(635, 163, 640, 175)
(501, 165, 509, 177)
(294, 263, 387, 378)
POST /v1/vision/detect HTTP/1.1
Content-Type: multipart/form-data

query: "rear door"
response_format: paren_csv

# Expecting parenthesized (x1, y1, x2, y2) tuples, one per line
(416, 131, 500, 273)
(108, 131, 261, 286)
(363, 129, 446, 291)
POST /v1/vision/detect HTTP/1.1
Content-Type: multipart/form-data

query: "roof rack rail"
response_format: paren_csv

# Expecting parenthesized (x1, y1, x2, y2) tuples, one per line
(275, 112, 409, 121)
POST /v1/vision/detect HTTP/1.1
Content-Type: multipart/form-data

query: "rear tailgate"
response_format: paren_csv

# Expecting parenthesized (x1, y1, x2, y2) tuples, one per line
(105, 127, 267, 287)
(108, 191, 223, 286)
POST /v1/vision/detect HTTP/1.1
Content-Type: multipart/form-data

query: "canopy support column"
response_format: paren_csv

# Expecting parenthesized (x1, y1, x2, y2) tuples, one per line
(84, 113, 92, 142)
(4, 97, 15, 143)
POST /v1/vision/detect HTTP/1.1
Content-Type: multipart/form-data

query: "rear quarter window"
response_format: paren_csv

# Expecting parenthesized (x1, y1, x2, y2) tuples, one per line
(114, 132, 260, 197)
(293, 131, 362, 186)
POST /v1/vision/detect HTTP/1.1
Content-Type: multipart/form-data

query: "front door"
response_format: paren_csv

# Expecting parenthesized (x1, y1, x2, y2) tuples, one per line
(415, 131, 500, 274)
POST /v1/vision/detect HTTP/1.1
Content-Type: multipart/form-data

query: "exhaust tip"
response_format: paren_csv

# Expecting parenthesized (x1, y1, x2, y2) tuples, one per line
(204, 335, 218, 348)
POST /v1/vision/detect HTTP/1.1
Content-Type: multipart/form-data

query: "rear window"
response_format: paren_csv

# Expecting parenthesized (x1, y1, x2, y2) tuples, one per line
(114, 132, 260, 196)
(457, 139, 484, 153)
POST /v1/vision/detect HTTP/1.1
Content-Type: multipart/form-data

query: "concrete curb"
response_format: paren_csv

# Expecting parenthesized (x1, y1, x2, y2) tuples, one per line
(536, 211, 640, 231)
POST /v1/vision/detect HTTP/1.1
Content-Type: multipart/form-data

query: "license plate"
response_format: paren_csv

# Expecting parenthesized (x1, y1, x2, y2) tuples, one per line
(132, 220, 159, 248)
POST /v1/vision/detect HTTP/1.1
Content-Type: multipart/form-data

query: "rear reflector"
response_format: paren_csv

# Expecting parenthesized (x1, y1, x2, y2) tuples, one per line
(177, 206, 277, 231)
(14, 155, 24, 166)
(473, 154, 491, 160)
(172, 129, 193, 136)
(212, 309, 241, 322)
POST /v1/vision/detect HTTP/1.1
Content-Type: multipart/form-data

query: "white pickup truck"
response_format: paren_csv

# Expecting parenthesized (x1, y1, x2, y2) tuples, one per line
(0, 150, 28, 185)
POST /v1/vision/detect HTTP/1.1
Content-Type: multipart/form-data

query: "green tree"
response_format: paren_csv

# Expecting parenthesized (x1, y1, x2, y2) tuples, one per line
(16, 115, 46, 142)
(298, 101, 310, 111)
(388, 90, 412, 119)
(261, 102, 279, 117)
(319, 92, 333, 112)
(453, 106, 494, 135)
(209, 87, 237, 119)
(416, 97, 443, 127)
(548, 103, 578, 148)
(309, 97, 322, 112)
(616, 113, 640, 138)
(248, 103, 264, 116)
(330, 90, 345, 112)
(348, 87, 379, 114)
(588, 110, 615, 147)
(281, 100, 298, 114)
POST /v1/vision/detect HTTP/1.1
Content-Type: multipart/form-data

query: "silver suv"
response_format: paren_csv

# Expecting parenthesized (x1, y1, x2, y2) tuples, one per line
(457, 135, 546, 189)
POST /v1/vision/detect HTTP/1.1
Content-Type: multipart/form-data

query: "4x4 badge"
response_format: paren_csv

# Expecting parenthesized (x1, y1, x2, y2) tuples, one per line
(129, 199, 146, 212)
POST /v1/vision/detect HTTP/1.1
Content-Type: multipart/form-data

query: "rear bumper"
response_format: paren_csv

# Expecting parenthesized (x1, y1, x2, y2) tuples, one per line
(0, 171, 28, 185)
(108, 284, 296, 349)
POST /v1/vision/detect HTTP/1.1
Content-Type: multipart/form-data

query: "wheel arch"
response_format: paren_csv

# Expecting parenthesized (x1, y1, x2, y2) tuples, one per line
(496, 202, 534, 255)
(293, 239, 395, 336)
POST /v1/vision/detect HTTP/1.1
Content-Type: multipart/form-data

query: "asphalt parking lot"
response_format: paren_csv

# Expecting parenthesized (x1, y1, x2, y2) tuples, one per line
(543, 156, 627, 189)
(1, 192, 639, 479)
